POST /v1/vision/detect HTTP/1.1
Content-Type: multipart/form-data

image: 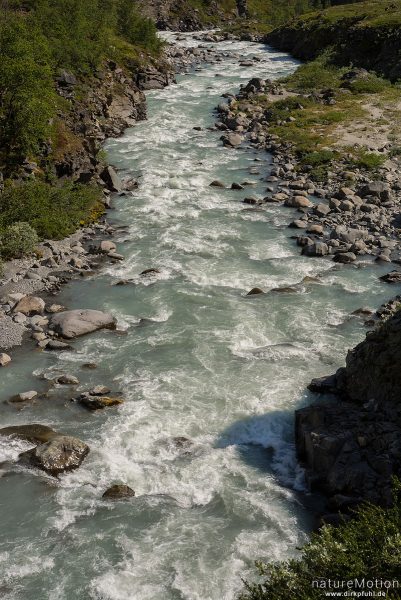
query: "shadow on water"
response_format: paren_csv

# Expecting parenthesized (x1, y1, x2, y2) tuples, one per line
(215, 405, 327, 522)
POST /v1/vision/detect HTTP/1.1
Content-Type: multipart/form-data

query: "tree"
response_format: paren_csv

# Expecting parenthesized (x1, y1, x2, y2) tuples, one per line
(0, 11, 55, 166)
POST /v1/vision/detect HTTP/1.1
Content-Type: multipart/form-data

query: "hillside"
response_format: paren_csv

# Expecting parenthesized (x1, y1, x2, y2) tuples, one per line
(266, 0, 401, 80)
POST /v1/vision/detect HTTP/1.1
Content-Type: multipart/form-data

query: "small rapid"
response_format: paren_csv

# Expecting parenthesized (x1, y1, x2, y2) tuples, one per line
(0, 33, 395, 600)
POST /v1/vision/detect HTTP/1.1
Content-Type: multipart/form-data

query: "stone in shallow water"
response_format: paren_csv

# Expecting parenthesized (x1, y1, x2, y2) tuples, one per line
(78, 395, 124, 411)
(50, 309, 116, 339)
(0, 353, 11, 367)
(102, 484, 135, 500)
(0, 424, 89, 475)
(21, 436, 90, 475)
(246, 287, 264, 296)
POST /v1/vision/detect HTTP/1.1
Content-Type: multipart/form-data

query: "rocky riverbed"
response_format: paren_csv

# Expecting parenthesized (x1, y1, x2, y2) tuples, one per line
(1, 30, 401, 600)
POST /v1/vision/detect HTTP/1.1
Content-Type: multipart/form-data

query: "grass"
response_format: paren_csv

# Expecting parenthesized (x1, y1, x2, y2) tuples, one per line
(234, 55, 401, 173)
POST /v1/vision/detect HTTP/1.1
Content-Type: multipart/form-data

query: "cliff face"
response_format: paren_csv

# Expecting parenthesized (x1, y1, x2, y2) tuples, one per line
(297, 311, 401, 508)
(265, 2, 401, 81)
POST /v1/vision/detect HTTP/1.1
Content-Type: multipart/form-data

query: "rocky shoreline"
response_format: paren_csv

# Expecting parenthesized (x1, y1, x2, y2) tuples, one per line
(212, 70, 401, 515)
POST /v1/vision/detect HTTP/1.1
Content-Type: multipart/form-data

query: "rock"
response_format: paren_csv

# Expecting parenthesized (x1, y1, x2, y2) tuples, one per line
(13, 296, 45, 317)
(210, 180, 225, 188)
(101, 166, 122, 192)
(302, 242, 329, 257)
(78, 396, 124, 410)
(0, 353, 11, 367)
(46, 304, 65, 314)
(22, 436, 89, 475)
(246, 287, 264, 296)
(46, 340, 72, 350)
(330, 227, 368, 244)
(333, 252, 357, 264)
(100, 240, 117, 253)
(0, 425, 89, 475)
(10, 391, 38, 403)
(222, 133, 243, 147)
(285, 196, 313, 209)
(50, 310, 116, 339)
(102, 484, 135, 500)
(307, 224, 324, 235)
(358, 181, 391, 200)
(298, 309, 401, 505)
(289, 219, 307, 229)
(140, 268, 160, 276)
(90, 385, 111, 396)
(314, 203, 330, 217)
(380, 271, 401, 284)
(231, 182, 244, 190)
(308, 374, 338, 394)
(57, 375, 79, 385)
(243, 196, 259, 205)
(82, 363, 98, 370)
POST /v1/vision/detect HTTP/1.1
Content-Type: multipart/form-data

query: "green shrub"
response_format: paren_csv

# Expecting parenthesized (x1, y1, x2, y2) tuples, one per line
(284, 60, 344, 92)
(240, 481, 401, 600)
(347, 75, 390, 95)
(352, 151, 386, 170)
(0, 180, 103, 240)
(0, 222, 39, 259)
(301, 149, 337, 166)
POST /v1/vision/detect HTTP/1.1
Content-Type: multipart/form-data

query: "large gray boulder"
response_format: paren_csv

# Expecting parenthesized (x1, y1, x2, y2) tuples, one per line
(0, 424, 90, 475)
(50, 309, 116, 339)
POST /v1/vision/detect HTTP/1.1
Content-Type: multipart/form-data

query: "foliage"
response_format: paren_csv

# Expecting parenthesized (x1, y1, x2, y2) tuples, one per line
(351, 150, 386, 170)
(0, 222, 39, 259)
(0, 12, 56, 165)
(116, 0, 162, 54)
(0, 180, 103, 240)
(240, 481, 401, 600)
(347, 74, 391, 95)
(283, 59, 345, 91)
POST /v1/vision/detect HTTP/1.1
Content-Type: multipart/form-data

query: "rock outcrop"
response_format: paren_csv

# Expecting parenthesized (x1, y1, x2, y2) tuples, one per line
(297, 310, 401, 506)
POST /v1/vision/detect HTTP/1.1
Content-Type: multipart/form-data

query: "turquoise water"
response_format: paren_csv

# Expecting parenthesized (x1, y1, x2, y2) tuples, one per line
(0, 33, 396, 600)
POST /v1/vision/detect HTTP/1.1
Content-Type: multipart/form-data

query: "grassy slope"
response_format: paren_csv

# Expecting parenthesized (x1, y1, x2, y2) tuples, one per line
(265, 0, 401, 80)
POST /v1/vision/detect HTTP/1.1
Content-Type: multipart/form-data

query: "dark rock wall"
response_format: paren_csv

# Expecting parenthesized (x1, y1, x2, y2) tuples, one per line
(265, 21, 401, 81)
(297, 311, 401, 507)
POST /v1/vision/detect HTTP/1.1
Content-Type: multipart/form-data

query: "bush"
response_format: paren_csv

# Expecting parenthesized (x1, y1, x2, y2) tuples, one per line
(284, 60, 344, 91)
(348, 74, 390, 95)
(0, 180, 103, 240)
(352, 151, 386, 170)
(240, 481, 401, 600)
(0, 222, 39, 259)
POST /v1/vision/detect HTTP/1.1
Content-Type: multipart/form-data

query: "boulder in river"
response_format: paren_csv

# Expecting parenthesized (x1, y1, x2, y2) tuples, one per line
(0, 353, 11, 367)
(100, 166, 122, 192)
(222, 133, 243, 147)
(246, 287, 264, 296)
(140, 268, 160, 276)
(209, 180, 225, 188)
(78, 394, 124, 411)
(50, 310, 116, 339)
(380, 271, 401, 284)
(0, 424, 89, 475)
(102, 484, 135, 500)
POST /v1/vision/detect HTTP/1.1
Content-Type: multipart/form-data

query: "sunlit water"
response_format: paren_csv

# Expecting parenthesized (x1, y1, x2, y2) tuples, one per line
(0, 33, 396, 600)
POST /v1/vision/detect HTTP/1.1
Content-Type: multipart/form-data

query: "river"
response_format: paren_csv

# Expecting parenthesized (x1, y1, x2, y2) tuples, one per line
(0, 33, 394, 600)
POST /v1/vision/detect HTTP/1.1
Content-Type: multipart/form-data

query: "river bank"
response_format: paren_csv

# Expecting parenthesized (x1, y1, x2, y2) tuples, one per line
(1, 29, 400, 600)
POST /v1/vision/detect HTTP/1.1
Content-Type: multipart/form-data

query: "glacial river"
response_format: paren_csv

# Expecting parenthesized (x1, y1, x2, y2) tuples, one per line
(0, 33, 394, 600)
